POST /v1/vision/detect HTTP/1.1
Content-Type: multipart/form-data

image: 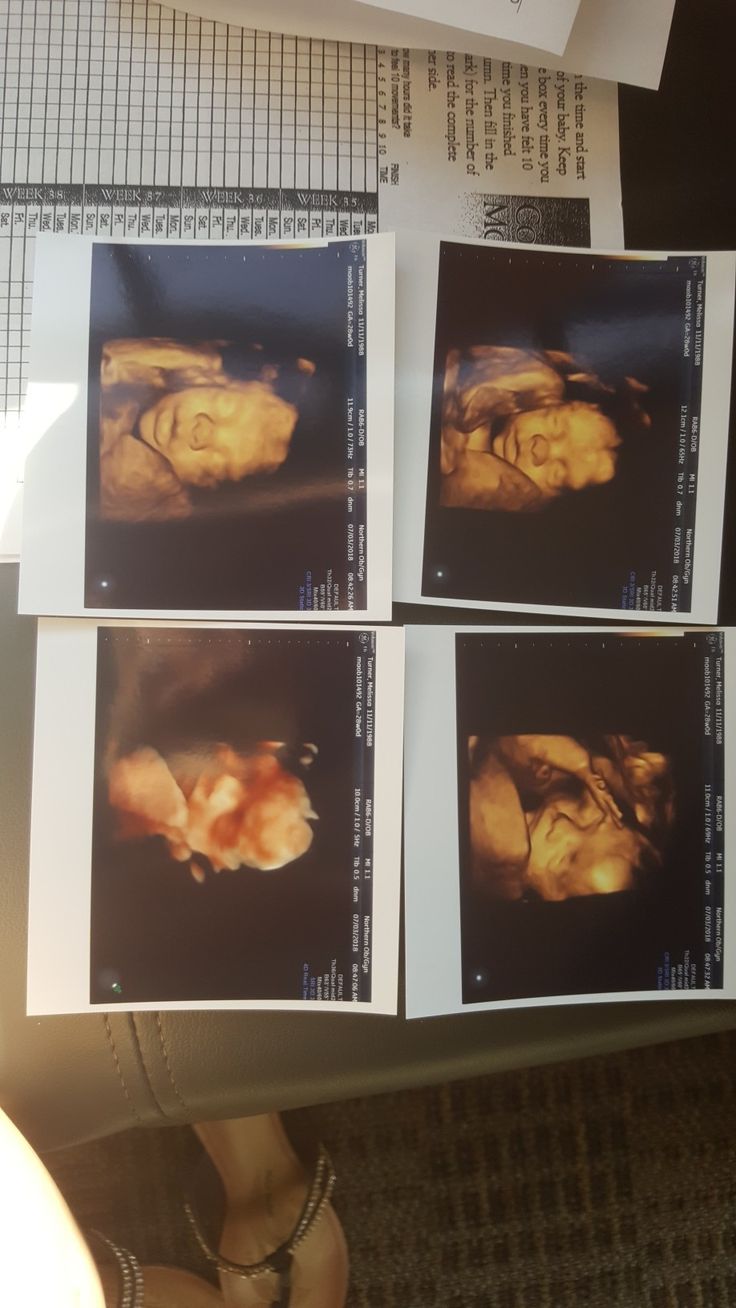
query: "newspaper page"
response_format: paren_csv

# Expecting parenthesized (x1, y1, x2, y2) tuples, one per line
(0, 0, 622, 562)
(27, 619, 404, 1014)
(404, 625, 736, 1017)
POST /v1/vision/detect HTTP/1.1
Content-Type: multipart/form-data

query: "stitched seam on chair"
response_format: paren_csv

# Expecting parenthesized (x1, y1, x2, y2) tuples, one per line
(127, 1012, 171, 1121)
(155, 1012, 188, 1111)
(103, 1015, 143, 1124)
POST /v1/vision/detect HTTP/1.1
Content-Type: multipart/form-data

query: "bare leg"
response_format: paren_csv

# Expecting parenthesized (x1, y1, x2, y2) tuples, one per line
(192, 1114, 348, 1307)
(98, 1264, 224, 1307)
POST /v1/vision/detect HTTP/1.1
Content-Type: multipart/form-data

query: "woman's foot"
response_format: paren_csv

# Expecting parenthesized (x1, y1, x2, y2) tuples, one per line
(98, 1262, 224, 1306)
(190, 1114, 348, 1307)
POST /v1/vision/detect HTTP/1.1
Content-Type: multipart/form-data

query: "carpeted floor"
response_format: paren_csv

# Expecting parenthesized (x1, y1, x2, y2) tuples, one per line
(44, 1028, 736, 1307)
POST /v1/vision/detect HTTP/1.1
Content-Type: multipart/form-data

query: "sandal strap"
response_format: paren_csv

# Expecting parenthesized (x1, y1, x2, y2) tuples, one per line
(183, 1143, 336, 1305)
(87, 1229, 145, 1308)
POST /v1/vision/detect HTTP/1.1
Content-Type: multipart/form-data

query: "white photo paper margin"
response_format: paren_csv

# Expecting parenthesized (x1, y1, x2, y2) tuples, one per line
(403, 624, 736, 1018)
(26, 619, 404, 1016)
(19, 232, 395, 622)
(392, 231, 736, 625)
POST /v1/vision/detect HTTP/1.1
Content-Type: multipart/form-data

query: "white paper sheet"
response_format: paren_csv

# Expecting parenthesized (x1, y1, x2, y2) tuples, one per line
(357, 0, 581, 56)
(172, 0, 677, 89)
(393, 231, 735, 624)
(0, 0, 622, 564)
(404, 625, 736, 1017)
(376, 49, 623, 250)
(27, 619, 404, 1015)
(19, 232, 395, 621)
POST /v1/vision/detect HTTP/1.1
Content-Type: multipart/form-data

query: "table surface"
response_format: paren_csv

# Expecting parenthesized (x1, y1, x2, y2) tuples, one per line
(2, 0, 736, 1151)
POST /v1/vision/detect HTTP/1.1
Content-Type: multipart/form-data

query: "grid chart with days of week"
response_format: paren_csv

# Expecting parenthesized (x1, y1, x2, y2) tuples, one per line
(0, 0, 380, 430)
